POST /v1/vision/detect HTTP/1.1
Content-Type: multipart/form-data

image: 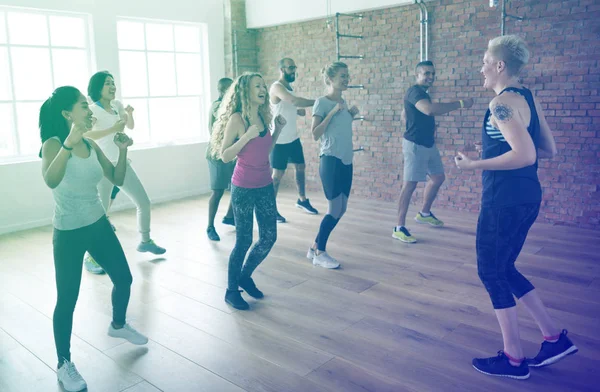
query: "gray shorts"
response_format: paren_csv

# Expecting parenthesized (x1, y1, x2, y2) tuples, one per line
(207, 158, 235, 190)
(402, 138, 444, 182)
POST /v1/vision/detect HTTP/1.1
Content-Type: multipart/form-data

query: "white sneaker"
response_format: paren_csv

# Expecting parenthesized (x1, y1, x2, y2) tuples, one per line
(57, 360, 87, 392)
(313, 251, 340, 269)
(307, 248, 315, 260)
(108, 323, 148, 345)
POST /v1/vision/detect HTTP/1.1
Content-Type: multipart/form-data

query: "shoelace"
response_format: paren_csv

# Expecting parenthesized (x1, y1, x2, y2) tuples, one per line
(65, 361, 84, 381)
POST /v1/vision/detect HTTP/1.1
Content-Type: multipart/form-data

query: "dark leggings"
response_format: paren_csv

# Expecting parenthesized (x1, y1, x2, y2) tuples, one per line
(315, 156, 353, 251)
(53, 216, 132, 365)
(228, 184, 277, 291)
(476, 203, 539, 309)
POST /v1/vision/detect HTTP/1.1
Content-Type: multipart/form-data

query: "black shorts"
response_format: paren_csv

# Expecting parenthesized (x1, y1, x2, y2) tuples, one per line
(270, 138, 305, 170)
(207, 158, 235, 190)
(320, 155, 353, 200)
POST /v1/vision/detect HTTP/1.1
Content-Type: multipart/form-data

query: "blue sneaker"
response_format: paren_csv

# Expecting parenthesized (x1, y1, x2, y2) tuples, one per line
(296, 198, 318, 214)
(137, 240, 166, 255)
(472, 351, 530, 380)
(527, 329, 578, 368)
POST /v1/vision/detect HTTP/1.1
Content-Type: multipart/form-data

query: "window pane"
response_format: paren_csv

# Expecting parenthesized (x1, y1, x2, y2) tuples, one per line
(123, 98, 150, 145)
(176, 53, 202, 95)
(149, 97, 201, 143)
(118, 51, 148, 97)
(0, 47, 12, 100)
(0, 103, 16, 157)
(117, 20, 145, 50)
(7, 12, 48, 46)
(52, 49, 89, 92)
(147, 52, 176, 96)
(16, 102, 43, 156)
(145, 23, 173, 51)
(174, 25, 200, 53)
(11, 47, 52, 100)
(49, 16, 85, 48)
(0, 12, 7, 44)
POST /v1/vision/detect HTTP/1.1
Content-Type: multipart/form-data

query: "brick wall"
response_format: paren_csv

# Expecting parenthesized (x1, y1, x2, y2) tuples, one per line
(249, 0, 600, 229)
(224, 0, 259, 77)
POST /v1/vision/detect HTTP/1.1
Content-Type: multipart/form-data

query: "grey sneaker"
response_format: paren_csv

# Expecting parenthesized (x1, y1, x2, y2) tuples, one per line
(108, 323, 148, 345)
(57, 359, 87, 392)
(137, 240, 166, 255)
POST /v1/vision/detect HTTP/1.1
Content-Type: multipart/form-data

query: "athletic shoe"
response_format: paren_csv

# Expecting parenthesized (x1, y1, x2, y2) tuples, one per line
(313, 251, 340, 269)
(222, 216, 235, 226)
(108, 323, 148, 345)
(527, 329, 578, 368)
(414, 211, 444, 227)
(137, 240, 166, 255)
(276, 212, 287, 223)
(207, 226, 220, 241)
(84, 254, 105, 274)
(296, 199, 319, 214)
(225, 289, 249, 310)
(239, 277, 264, 299)
(57, 359, 87, 392)
(392, 226, 417, 243)
(472, 351, 530, 380)
(307, 248, 315, 260)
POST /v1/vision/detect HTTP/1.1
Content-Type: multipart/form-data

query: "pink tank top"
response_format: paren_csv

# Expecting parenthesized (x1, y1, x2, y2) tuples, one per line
(231, 119, 273, 189)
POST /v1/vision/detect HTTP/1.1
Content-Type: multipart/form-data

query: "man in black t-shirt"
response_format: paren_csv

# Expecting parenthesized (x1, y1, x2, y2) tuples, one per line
(392, 61, 473, 243)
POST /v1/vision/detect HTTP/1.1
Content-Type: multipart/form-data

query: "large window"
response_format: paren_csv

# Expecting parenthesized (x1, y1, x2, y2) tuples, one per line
(116, 18, 208, 145)
(0, 7, 92, 161)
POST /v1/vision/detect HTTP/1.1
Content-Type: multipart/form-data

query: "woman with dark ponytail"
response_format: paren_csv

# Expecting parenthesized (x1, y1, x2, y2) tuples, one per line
(40, 86, 148, 392)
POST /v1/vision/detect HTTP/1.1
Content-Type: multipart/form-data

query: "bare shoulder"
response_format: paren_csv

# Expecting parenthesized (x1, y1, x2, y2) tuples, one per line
(489, 93, 525, 123)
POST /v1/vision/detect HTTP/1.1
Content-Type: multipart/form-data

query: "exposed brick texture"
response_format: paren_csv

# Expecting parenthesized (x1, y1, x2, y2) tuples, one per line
(239, 0, 599, 229)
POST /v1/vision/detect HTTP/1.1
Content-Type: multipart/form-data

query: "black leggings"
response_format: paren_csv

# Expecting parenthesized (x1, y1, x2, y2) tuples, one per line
(476, 203, 538, 309)
(53, 216, 132, 365)
(315, 156, 353, 251)
(228, 184, 277, 291)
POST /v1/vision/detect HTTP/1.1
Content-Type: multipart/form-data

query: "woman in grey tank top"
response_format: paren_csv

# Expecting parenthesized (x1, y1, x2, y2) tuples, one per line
(39, 86, 148, 392)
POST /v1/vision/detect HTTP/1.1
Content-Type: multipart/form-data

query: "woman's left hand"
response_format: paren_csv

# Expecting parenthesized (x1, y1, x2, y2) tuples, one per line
(125, 105, 134, 115)
(274, 114, 287, 130)
(114, 132, 134, 149)
(454, 152, 477, 170)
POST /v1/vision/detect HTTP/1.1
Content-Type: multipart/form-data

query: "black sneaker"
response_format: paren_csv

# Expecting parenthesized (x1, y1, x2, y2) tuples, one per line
(225, 289, 249, 310)
(239, 277, 264, 299)
(222, 216, 235, 226)
(296, 199, 318, 214)
(527, 329, 578, 368)
(276, 212, 286, 223)
(472, 351, 530, 380)
(207, 226, 220, 241)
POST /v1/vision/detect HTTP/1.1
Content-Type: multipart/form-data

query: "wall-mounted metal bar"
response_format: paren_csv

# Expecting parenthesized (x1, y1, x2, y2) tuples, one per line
(500, 0, 524, 35)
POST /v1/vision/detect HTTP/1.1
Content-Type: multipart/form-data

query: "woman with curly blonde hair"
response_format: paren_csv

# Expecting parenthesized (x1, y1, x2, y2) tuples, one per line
(211, 72, 287, 310)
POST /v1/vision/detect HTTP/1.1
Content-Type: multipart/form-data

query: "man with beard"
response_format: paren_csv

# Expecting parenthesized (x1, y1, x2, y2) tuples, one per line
(269, 58, 318, 223)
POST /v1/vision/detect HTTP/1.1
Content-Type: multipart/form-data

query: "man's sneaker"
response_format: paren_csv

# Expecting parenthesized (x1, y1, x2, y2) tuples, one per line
(137, 240, 166, 255)
(414, 211, 444, 227)
(84, 254, 105, 274)
(225, 289, 249, 310)
(222, 216, 235, 226)
(296, 199, 319, 214)
(472, 351, 530, 380)
(276, 212, 286, 223)
(307, 247, 315, 260)
(313, 251, 340, 269)
(207, 226, 220, 241)
(527, 329, 578, 368)
(57, 359, 87, 392)
(239, 277, 264, 299)
(108, 323, 148, 345)
(392, 226, 417, 243)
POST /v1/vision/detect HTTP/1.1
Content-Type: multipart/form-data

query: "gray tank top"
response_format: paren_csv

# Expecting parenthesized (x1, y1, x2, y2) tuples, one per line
(50, 137, 106, 230)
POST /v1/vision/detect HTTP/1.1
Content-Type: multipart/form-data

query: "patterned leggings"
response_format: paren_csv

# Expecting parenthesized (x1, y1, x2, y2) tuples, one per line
(228, 184, 277, 291)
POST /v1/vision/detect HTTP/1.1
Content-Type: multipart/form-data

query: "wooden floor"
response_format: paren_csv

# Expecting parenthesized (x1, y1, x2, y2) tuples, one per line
(1, 189, 599, 392)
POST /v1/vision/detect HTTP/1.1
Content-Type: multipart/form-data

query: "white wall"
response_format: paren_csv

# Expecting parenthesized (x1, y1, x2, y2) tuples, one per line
(246, 0, 414, 28)
(0, 0, 224, 235)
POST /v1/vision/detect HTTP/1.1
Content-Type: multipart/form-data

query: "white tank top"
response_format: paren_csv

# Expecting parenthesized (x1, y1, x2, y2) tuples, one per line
(270, 81, 299, 145)
(90, 100, 125, 162)
(51, 137, 106, 230)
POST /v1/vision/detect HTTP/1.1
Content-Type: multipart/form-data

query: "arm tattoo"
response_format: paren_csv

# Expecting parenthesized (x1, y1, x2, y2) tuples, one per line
(492, 103, 514, 122)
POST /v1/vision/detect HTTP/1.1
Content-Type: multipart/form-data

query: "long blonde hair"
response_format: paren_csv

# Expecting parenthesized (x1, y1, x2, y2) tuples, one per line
(209, 72, 272, 159)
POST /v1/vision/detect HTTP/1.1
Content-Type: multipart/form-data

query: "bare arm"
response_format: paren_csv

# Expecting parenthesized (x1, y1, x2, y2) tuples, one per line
(415, 98, 471, 116)
(311, 104, 341, 141)
(472, 97, 537, 171)
(270, 83, 315, 108)
(41, 139, 72, 189)
(533, 95, 557, 158)
(85, 120, 125, 140)
(88, 139, 128, 186)
(221, 113, 252, 163)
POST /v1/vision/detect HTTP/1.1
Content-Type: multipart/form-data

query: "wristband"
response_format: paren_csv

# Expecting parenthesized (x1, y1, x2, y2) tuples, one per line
(459, 99, 464, 109)
(62, 144, 73, 151)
